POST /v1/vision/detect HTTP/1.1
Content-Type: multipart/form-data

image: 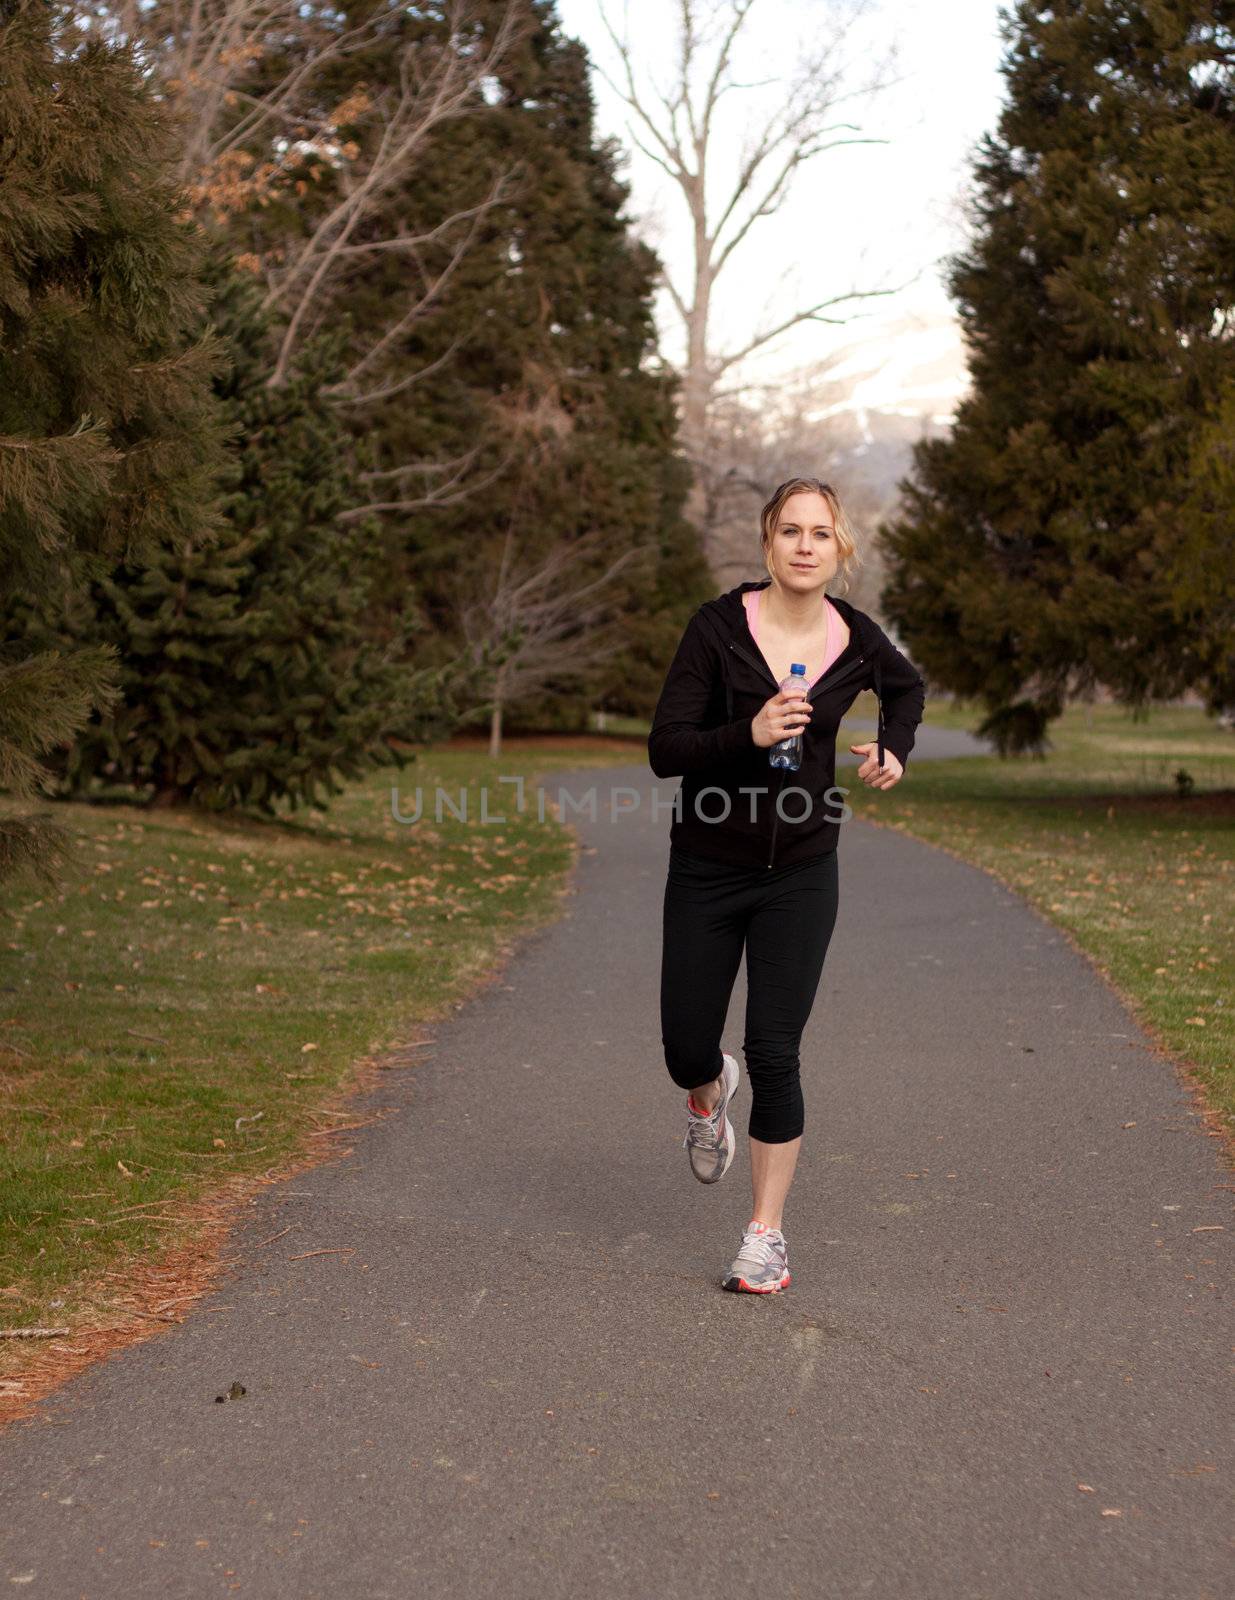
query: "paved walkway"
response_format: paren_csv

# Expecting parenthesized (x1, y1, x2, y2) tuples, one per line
(2, 741, 1231, 1598)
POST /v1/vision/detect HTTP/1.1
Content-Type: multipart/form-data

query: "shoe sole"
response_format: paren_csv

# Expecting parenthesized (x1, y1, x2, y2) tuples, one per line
(688, 1053, 740, 1184)
(722, 1270, 791, 1294)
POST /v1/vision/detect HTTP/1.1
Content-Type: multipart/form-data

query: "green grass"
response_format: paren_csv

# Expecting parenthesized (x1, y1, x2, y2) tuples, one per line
(838, 696, 1235, 1143)
(0, 738, 641, 1354)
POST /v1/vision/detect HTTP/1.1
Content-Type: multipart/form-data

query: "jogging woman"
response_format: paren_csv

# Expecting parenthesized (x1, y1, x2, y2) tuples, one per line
(648, 476, 926, 1294)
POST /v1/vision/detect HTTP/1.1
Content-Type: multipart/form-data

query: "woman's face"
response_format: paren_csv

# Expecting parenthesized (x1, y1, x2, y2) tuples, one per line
(765, 491, 840, 592)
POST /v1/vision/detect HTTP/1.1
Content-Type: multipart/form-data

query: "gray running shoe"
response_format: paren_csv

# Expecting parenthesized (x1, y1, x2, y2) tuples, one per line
(682, 1051, 740, 1184)
(722, 1221, 791, 1294)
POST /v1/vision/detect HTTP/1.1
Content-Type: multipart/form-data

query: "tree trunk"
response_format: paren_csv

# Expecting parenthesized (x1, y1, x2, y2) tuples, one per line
(681, 263, 715, 567)
(488, 679, 504, 761)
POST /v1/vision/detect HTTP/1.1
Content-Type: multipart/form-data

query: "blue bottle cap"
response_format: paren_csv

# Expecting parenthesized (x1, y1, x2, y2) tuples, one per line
(790, 663, 806, 674)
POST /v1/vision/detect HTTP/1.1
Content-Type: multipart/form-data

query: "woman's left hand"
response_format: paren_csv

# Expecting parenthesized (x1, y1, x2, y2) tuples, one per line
(849, 742, 904, 790)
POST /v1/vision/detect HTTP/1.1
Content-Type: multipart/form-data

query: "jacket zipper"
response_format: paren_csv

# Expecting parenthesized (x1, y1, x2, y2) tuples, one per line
(767, 768, 787, 869)
(727, 637, 784, 696)
(726, 637, 872, 868)
(727, 636, 870, 705)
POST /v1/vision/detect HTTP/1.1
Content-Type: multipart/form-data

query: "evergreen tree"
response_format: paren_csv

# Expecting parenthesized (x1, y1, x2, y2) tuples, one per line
(881, 0, 1235, 752)
(0, 0, 232, 879)
(12, 243, 454, 812)
(224, 0, 705, 729)
(420, 0, 706, 729)
(1173, 377, 1235, 715)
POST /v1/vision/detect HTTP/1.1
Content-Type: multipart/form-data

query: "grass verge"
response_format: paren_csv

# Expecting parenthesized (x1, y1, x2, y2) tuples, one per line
(839, 698, 1235, 1157)
(0, 738, 641, 1423)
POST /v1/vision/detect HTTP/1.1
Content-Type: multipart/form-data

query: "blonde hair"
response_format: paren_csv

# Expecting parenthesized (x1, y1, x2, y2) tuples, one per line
(759, 476, 862, 596)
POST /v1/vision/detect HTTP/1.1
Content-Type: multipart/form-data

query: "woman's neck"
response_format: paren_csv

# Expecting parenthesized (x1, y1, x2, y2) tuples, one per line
(761, 581, 828, 633)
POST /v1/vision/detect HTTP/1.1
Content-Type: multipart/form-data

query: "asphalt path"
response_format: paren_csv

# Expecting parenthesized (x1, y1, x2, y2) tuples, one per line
(2, 728, 1232, 1598)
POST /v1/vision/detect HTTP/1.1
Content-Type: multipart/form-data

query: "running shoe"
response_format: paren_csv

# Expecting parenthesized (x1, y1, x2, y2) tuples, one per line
(682, 1051, 740, 1184)
(722, 1219, 791, 1294)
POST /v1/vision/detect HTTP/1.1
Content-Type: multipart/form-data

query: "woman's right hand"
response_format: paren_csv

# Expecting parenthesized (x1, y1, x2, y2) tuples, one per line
(751, 689, 812, 749)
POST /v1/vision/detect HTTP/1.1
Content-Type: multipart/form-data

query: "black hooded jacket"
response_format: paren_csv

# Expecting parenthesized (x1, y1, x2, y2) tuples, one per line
(647, 580, 927, 870)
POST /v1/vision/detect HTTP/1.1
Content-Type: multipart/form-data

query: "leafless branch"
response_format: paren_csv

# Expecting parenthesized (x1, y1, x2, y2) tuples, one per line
(324, 171, 514, 402)
(712, 280, 918, 374)
(327, 337, 466, 410)
(94, 0, 527, 459)
(261, 14, 524, 389)
(358, 446, 483, 486)
(80, 0, 390, 186)
(455, 526, 655, 740)
(593, 0, 903, 566)
(337, 447, 515, 523)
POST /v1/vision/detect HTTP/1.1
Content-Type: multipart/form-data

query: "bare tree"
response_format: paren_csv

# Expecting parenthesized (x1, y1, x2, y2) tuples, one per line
(80, 0, 527, 515)
(86, 0, 391, 201)
(592, 0, 916, 567)
(455, 527, 653, 758)
(448, 382, 655, 758)
(247, 21, 523, 397)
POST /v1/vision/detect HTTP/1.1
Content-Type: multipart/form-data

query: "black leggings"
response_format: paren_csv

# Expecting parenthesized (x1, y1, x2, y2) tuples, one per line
(659, 843, 840, 1144)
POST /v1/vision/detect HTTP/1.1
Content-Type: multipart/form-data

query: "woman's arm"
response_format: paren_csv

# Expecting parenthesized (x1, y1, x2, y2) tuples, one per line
(648, 613, 755, 779)
(872, 624, 927, 772)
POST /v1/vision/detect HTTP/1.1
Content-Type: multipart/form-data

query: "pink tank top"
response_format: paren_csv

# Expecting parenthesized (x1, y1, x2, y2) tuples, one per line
(743, 587, 845, 688)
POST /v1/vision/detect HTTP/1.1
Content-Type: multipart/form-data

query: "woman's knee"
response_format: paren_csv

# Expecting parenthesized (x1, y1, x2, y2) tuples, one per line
(748, 1113, 804, 1144)
(745, 1051, 804, 1142)
(662, 1039, 723, 1092)
(748, 1091, 804, 1143)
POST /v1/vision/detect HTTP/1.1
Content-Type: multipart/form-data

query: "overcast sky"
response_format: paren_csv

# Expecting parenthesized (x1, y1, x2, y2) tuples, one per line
(553, 0, 1011, 389)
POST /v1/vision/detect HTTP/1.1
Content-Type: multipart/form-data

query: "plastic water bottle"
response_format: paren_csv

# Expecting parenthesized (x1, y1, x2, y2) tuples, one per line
(769, 664, 808, 772)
